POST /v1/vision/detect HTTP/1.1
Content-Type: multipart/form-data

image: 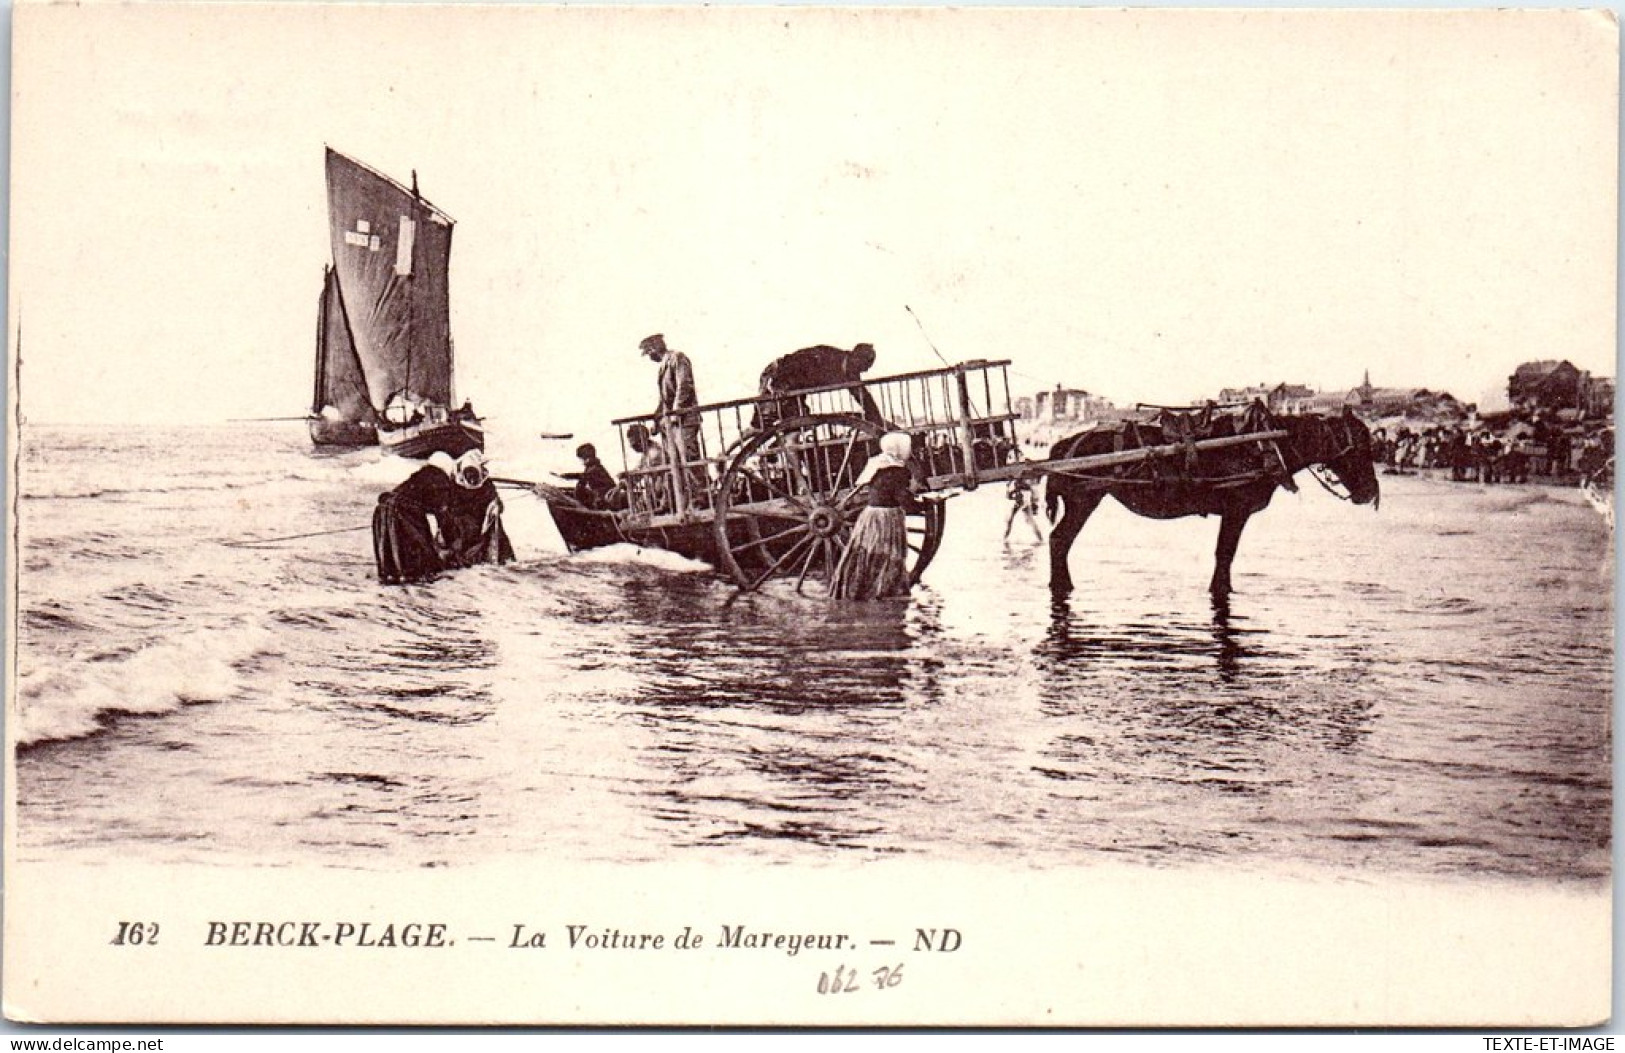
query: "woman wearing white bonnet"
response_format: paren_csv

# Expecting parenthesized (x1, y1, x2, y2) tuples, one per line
(830, 431, 927, 600)
(453, 449, 490, 489)
(373, 447, 512, 584)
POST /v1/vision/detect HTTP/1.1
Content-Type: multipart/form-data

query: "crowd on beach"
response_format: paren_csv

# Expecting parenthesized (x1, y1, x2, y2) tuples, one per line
(1370, 415, 1613, 485)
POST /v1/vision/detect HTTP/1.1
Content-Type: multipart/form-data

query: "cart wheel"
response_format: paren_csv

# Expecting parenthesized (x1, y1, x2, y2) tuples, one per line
(713, 415, 946, 592)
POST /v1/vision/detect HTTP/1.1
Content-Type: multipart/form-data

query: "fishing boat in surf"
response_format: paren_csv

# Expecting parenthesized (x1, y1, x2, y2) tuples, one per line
(310, 148, 483, 458)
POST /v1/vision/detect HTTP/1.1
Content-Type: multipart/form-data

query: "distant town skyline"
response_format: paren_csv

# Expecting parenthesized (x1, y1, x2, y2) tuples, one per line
(1015, 356, 1615, 426)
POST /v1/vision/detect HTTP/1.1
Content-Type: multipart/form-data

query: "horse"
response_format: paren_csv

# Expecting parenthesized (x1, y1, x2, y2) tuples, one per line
(1042, 407, 1380, 596)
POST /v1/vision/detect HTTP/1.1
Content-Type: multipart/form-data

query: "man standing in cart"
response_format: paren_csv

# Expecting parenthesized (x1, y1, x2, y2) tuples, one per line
(640, 333, 704, 505)
(754, 342, 884, 429)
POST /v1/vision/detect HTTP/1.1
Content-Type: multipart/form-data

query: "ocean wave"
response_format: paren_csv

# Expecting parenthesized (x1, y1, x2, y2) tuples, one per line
(14, 624, 269, 748)
(19, 453, 374, 502)
(21, 472, 353, 503)
(568, 544, 714, 574)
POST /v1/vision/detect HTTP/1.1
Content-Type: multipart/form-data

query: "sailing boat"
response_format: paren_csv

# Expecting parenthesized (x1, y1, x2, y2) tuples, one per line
(310, 148, 484, 458)
(309, 264, 375, 447)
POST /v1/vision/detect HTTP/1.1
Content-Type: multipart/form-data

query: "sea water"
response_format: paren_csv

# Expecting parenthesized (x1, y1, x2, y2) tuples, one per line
(11, 423, 1613, 879)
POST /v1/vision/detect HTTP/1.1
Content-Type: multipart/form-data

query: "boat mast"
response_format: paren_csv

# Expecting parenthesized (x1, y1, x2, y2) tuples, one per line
(313, 266, 329, 414)
(403, 169, 418, 411)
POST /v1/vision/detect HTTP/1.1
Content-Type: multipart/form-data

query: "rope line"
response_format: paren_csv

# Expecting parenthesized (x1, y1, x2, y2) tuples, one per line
(220, 524, 373, 548)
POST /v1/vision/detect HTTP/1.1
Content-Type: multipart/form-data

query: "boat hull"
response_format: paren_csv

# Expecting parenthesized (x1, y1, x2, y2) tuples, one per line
(546, 500, 626, 553)
(379, 419, 485, 460)
(545, 496, 721, 565)
(308, 416, 378, 448)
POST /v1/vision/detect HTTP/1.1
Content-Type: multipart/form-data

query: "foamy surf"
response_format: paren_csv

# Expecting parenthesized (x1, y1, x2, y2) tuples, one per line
(15, 625, 266, 747)
(571, 544, 713, 573)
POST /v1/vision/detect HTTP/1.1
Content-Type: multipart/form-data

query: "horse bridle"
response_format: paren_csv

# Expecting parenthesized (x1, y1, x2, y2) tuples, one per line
(1306, 416, 1364, 501)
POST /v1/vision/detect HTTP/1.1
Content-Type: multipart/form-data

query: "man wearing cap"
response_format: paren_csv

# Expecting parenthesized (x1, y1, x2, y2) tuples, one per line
(565, 443, 617, 509)
(639, 334, 703, 499)
(753, 343, 883, 430)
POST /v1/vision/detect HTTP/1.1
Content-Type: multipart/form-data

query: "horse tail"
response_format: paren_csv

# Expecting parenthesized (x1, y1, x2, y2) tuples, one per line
(1043, 436, 1072, 522)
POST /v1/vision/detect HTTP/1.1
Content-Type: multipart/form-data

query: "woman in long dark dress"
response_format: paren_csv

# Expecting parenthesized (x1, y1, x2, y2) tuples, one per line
(830, 431, 925, 600)
(373, 450, 513, 584)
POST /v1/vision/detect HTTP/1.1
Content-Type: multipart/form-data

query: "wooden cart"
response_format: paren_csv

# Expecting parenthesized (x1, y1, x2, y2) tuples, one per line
(538, 360, 1287, 592)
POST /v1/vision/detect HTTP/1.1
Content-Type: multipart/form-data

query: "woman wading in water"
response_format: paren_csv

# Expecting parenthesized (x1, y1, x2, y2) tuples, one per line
(831, 431, 931, 600)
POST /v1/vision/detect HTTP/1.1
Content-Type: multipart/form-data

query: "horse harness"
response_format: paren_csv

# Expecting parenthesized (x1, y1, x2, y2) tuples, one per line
(1040, 402, 1299, 492)
(1304, 414, 1366, 502)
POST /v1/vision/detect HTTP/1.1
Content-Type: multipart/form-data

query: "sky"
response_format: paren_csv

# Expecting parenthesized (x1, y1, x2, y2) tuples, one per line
(10, 4, 1619, 441)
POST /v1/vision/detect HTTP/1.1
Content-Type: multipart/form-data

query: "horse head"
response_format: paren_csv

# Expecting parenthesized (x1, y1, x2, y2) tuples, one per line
(1302, 409, 1381, 508)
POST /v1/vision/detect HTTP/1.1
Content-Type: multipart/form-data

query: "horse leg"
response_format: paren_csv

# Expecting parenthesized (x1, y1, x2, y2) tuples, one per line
(1211, 508, 1252, 597)
(1047, 487, 1103, 594)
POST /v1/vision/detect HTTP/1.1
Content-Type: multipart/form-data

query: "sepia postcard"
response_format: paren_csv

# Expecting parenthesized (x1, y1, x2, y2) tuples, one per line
(4, 2, 1616, 1028)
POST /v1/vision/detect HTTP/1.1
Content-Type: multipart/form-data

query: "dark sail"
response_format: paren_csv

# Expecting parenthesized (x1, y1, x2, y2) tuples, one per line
(312, 265, 373, 426)
(324, 148, 455, 418)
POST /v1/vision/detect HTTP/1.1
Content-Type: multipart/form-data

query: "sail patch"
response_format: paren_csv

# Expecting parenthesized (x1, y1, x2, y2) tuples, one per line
(344, 218, 383, 252)
(395, 217, 415, 276)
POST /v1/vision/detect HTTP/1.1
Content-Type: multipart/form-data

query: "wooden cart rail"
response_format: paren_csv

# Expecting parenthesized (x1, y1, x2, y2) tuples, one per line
(610, 359, 1014, 428)
(608, 359, 1020, 522)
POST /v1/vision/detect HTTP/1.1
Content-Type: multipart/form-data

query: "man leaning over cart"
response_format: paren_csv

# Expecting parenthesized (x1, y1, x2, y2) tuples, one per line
(753, 342, 884, 429)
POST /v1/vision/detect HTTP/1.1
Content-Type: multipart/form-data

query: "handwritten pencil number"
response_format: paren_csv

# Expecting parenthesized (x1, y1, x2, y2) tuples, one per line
(818, 965, 860, 994)
(873, 963, 904, 990)
(111, 922, 159, 946)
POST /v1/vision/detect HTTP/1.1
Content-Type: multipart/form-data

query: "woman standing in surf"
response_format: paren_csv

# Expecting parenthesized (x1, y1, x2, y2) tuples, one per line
(831, 431, 930, 600)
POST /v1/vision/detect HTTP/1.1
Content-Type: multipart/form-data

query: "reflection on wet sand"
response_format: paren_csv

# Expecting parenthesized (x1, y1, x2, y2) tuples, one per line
(1037, 594, 1279, 681)
(618, 582, 946, 851)
(1031, 595, 1375, 805)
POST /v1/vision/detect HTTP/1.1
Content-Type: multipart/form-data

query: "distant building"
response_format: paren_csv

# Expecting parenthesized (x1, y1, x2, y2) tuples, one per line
(1014, 384, 1126, 447)
(1347, 370, 1418, 416)
(1021, 385, 1119, 424)
(1581, 375, 1615, 419)
(1217, 383, 1274, 406)
(1295, 390, 1357, 415)
(1217, 382, 1318, 414)
(1212, 373, 1466, 420)
(1344, 371, 1466, 420)
(1509, 359, 1613, 420)
(1509, 360, 1584, 412)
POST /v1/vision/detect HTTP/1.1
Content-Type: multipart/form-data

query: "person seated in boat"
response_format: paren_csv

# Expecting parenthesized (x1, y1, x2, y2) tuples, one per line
(607, 423, 671, 514)
(564, 443, 617, 509)
(752, 342, 883, 430)
(624, 422, 669, 513)
(381, 392, 429, 431)
(373, 450, 513, 585)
